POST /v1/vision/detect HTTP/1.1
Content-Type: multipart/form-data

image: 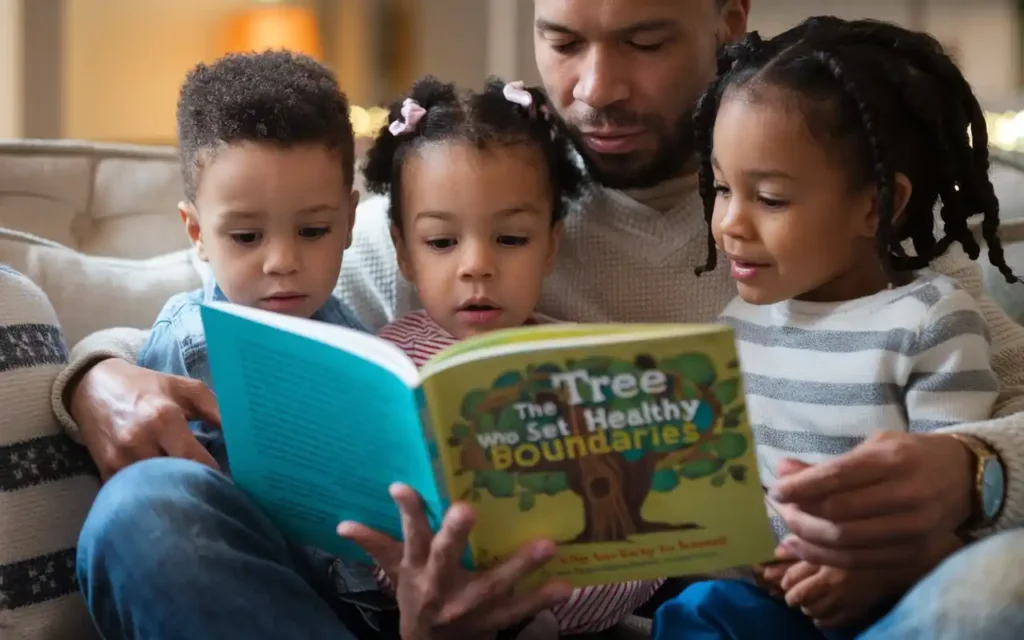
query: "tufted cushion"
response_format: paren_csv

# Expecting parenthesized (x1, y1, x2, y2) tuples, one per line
(0, 229, 201, 347)
(0, 140, 187, 259)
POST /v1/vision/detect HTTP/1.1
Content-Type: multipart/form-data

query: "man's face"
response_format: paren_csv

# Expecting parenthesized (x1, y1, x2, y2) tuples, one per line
(534, 0, 748, 189)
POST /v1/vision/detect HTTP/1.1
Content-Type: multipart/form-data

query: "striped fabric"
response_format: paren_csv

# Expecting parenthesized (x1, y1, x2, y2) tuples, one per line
(376, 310, 664, 634)
(720, 272, 999, 539)
(0, 265, 100, 639)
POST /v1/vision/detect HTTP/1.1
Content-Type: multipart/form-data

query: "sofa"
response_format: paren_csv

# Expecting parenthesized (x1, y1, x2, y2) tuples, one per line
(0, 139, 659, 639)
(3, 138, 1024, 639)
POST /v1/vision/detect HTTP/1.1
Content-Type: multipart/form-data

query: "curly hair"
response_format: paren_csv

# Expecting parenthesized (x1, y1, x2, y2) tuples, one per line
(361, 75, 586, 229)
(692, 16, 1018, 284)
(176, 50, 354, 202)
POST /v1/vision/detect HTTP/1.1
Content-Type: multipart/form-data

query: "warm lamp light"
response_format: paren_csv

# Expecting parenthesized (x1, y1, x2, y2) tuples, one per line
(222, 1, 322, 59)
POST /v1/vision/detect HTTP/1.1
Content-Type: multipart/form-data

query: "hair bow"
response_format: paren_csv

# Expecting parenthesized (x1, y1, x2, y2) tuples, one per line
(503, 81, 534, 108)
(388, 98, 426, 136)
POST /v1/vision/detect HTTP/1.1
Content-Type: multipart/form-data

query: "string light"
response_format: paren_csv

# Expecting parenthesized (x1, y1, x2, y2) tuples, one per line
(350, 106, 390, 138)
(985, 111, 1024, 152)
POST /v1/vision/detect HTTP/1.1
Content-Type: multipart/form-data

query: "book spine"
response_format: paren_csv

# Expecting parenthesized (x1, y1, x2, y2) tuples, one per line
(414, 385, 450, 512)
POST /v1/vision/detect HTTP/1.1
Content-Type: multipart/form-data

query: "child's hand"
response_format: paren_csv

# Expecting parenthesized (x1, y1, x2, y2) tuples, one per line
(338, 483, 572, 640)
(782, 563, 882, 629)
(753, 560, 801, 599)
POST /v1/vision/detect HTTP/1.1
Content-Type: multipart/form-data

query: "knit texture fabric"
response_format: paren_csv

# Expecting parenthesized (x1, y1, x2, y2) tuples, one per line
(0, 266, 100, 640)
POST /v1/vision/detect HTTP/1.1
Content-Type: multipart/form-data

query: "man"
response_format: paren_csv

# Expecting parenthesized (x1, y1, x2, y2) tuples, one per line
(55, 1, 1024, 638)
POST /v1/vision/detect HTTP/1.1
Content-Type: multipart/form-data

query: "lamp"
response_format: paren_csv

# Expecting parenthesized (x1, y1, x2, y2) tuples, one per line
(222, 0, 323, 60)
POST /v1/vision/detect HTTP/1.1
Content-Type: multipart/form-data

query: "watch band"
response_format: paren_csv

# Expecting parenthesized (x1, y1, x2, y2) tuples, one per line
(948, 433, 1003, 529)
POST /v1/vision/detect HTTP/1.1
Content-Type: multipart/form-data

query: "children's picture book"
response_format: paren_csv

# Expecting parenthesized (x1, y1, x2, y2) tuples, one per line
(200, 302, 777, 588)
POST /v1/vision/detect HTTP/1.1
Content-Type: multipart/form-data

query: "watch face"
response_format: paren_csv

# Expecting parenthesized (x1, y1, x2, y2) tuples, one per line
(981, 457, 1006, 519)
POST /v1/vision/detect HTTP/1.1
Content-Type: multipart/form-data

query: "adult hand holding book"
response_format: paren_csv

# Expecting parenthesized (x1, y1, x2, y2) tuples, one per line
(339, 483, 572, 640)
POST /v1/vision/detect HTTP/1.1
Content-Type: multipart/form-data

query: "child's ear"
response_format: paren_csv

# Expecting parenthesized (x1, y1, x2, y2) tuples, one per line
(390, 224, 415, 282)
(344, 190, 360, 249)
(178, 201, 207, 261)
(860, 173, 913, 237)
(889, 172, 913, 226)
(544, 220, 564, 275)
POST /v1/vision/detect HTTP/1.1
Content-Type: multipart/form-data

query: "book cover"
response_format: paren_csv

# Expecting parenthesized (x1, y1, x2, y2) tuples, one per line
(421, 325, 776, 587)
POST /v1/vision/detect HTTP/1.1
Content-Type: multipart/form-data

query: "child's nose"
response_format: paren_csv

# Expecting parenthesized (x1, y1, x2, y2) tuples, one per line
(718, 200, 755, 240)
(263, 240, 300, 275)
(458, 242, 495, 280)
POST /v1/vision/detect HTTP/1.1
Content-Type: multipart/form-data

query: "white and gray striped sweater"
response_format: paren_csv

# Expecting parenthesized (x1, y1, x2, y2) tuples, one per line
(0, 266, 99, 639)
(720, 273, 999, 538)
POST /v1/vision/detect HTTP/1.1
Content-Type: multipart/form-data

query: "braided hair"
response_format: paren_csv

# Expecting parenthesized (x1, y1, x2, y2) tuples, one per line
(362, 75, 586, 229)
(692, 16, 1018, 284)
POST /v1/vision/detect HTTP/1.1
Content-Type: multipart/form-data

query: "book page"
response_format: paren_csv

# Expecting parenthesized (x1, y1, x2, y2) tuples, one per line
(207, 301, 419, 386)
(202, 304, 443, 561)
(424, 323, 725, 379)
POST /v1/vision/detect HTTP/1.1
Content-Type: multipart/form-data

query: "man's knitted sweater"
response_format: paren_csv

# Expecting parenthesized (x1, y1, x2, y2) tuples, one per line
(51, 177, 1024, 535)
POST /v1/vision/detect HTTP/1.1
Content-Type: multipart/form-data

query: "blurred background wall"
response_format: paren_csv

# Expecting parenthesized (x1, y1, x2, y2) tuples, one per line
(0, 0, 1020, 145)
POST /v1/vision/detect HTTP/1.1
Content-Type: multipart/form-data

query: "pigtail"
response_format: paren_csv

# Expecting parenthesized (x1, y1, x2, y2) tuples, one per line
(526, 86, 586, 207)
(477, 77, 587, 223)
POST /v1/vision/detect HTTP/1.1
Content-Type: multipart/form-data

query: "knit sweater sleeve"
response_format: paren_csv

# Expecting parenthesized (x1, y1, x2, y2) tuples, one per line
(49, 327, 149, 442)
(929, 245, 1024, 532)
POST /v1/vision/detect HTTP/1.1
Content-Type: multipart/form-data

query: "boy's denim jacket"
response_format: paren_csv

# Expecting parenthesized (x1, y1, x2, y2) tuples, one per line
(136, 282, 389, 617)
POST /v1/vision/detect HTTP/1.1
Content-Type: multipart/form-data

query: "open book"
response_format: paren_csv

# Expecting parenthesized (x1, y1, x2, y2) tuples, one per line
(200, 302, 776, 588)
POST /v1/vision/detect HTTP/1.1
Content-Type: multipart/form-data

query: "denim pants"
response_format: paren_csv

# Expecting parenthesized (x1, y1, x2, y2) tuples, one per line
(653, 530, 1024, 640)
(76, 457, 391, 640)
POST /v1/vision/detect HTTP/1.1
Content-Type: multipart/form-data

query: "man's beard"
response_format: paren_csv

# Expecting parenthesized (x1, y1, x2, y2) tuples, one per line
(563, 105, 697, 190)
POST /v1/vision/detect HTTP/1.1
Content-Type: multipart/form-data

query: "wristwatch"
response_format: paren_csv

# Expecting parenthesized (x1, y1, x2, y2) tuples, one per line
(949, 433, 1006, 529)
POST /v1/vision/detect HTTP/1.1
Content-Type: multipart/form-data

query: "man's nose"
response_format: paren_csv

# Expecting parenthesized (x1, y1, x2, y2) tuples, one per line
(573, 48, 630, 111)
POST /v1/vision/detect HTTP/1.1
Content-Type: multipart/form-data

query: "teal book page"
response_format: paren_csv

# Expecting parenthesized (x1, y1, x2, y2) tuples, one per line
(201, 303, 444, 562)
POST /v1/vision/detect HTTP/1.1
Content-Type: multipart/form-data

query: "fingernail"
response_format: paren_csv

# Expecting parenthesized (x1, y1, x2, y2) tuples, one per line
(336, 521, 355, 536)
(532, 540, 556, 561)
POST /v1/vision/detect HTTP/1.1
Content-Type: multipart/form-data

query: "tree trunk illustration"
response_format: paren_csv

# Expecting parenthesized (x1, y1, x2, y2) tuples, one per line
(541, 392, 704, 544)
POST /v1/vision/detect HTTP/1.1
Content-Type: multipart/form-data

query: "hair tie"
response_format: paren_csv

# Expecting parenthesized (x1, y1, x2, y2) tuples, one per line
(388, 98, 426, 136)
(503, 81, 534, 109)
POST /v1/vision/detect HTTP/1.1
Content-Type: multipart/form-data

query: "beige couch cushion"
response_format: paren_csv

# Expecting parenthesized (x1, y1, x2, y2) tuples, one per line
(0, 140, 188, 259)
(0, 230, 201, 347)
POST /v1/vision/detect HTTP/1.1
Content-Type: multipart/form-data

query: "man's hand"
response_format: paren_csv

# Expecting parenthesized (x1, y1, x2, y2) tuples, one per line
(769, 432, 973, 567)
(70, 358, 221, 480)
(338, 484, 572, 640)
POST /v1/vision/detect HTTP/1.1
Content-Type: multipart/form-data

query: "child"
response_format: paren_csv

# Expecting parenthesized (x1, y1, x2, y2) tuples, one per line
(360, 75, 660, 635)
(134, 51, 385, 637)
(136, 50, 364, 471)
(655, 16, 1016, 639)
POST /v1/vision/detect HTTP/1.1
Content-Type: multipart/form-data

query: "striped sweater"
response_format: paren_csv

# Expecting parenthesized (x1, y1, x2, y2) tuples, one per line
(720, 273, 999, 538)
(0, 266, 99, 639)
(376, 310, 663, 635)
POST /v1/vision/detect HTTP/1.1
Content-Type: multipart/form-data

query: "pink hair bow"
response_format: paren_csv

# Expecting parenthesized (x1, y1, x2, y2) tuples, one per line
(388, 98, 426, 136)
(502, 81, 534, 108)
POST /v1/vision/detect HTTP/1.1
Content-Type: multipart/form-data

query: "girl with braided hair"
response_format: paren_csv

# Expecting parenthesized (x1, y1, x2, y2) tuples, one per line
(655, 16, 1018, 640)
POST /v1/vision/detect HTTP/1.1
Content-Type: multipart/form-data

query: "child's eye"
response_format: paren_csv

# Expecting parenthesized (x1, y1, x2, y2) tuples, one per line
(231, 231, 262, 245)
(497, 235, 529, 247)
(426, 238, 457, 250)
(713, 183, 731, 197)
(759, 196, 788, 209)
(299, 226, 330, 239)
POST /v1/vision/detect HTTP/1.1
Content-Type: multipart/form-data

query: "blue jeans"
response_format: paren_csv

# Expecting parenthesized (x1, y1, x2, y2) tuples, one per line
(653, 530, 1024, 640)
(77, 458, 386, 640)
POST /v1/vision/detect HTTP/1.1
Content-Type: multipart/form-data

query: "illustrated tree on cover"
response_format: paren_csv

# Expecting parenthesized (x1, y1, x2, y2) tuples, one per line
(448, 353, 750, 544)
